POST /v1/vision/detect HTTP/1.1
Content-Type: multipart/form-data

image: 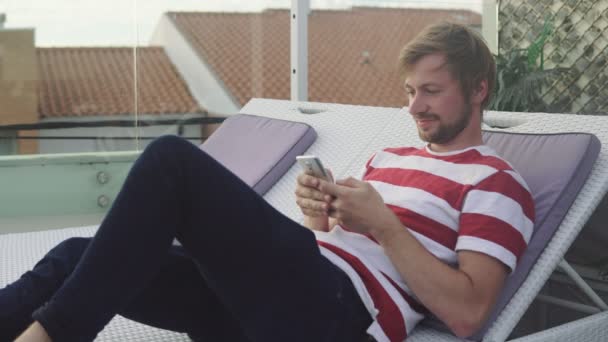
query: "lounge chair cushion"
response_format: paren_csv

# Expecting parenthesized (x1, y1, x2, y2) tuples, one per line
(445, 131, 600, 339)
(200, 114, 317, 195)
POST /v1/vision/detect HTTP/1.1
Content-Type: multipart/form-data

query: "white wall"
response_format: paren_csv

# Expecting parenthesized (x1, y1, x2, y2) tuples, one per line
(150, 14, 240, 116)
(38, 113, 205, 154)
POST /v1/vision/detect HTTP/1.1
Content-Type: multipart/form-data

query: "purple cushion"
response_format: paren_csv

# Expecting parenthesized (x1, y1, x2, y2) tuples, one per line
(423, 131, 601, 339)
(200, 114, 317, 195)
(473, 131, 600, 338)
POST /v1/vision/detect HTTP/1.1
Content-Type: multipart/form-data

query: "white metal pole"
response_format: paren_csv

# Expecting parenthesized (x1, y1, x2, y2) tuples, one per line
(558, 259, 608, 311)
(291, 0, 309, 102)
(481, 0, 498, 54)
(536, 294, 602, 315)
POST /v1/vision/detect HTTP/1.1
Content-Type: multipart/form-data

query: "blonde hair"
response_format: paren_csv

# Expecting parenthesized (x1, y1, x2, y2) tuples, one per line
(399, 21, 496, 109)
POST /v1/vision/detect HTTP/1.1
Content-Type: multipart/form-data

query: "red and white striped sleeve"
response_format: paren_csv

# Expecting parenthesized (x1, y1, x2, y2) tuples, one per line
(456, 170, 535, 272)
(356, 152, 377, 180)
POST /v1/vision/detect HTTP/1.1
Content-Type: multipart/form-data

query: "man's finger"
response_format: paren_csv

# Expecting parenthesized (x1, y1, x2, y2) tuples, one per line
(302, 208, 326, 217)
(325, 198, 343, 218)
(297, 173, 320, 188)
(335, 176, 361, 187)
(295, 186, 325, 201)
(318, 179, 347, 197)
(297, 197, 329, 212)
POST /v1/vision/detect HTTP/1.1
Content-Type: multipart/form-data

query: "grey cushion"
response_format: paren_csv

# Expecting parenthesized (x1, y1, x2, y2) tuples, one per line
(475, 131, 601, 339)
(200, 114, 317, 195)
(423, 131, 601, 339)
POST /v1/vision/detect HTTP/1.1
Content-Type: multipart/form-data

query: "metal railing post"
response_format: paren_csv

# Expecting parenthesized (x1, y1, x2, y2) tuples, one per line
(290, 0, 309, 102)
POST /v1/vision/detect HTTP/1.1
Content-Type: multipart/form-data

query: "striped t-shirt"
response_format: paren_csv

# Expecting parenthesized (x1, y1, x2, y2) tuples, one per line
(314, 144, 535, 342)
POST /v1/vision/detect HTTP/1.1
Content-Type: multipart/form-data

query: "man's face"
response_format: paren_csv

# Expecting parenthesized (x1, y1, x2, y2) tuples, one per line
(404, 54, 476, 148)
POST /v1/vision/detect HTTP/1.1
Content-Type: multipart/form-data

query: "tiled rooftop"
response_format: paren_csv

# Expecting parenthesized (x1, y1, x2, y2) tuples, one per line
(170, 7, 481, 108)
(38, 47, 203, 118)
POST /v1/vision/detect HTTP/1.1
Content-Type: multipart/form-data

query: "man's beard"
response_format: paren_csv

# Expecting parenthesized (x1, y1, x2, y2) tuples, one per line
(417, 102, 473, 144)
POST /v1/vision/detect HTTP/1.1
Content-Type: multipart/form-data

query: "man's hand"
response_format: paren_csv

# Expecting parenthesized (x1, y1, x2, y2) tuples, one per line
(295, 171, 334, 231)
(319, 177, 398, 235)
(295, 172, 331, 217)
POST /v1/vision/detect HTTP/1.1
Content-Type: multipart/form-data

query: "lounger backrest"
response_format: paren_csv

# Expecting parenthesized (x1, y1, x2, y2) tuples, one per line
(470, 131, 601, 339)
(200, 114, 317, 195)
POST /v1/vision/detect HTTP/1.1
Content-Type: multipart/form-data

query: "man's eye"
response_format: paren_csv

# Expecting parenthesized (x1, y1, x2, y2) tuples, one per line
(426, 89, 439, 94)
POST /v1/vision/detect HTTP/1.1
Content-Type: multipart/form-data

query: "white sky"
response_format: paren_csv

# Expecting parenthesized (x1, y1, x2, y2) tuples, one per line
(0, 0, 483, 46)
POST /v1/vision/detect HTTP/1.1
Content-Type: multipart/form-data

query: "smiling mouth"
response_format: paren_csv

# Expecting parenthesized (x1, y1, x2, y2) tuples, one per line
(416, 118, 436, 124)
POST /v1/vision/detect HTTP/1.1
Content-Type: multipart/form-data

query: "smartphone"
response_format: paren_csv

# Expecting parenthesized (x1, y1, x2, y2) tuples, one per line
(296, 155, 333, 182)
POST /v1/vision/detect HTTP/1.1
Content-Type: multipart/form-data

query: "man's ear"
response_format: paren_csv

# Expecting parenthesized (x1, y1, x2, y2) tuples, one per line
(471, 79, 488, 106)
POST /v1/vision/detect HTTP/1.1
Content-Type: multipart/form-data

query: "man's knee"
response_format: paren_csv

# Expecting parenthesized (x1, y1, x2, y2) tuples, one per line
(144, 135, 215, 173)
(45, 237, 90, 266)
(147, 135, 193, 154)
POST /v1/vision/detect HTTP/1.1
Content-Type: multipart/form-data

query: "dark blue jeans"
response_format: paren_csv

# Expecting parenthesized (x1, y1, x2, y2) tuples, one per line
(0, 136, 371, 342)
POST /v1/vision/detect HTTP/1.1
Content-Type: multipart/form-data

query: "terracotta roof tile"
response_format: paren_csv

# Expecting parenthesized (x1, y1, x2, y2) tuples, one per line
(170, 7, 481, 108)
(38, 47, 204, 118)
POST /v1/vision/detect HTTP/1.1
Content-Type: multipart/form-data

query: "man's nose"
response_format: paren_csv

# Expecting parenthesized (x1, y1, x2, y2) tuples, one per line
(408, 94, 427, 115)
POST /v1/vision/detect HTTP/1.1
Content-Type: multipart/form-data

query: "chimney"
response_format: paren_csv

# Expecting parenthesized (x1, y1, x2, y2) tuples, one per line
(0, 22, 39, 154)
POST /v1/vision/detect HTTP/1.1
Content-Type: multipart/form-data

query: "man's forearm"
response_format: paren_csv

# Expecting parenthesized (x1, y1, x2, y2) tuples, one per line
(370, 218, 496, 337)
(303, 216, 329, 231)
(303, 215, 341, 232)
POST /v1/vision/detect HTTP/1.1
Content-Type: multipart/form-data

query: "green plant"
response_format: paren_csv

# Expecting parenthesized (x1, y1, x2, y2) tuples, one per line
(489, 19, 569, 112)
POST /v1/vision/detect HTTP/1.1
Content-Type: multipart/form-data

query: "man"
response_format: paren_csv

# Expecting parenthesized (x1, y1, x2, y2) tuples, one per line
(5, 22, 533, 342)
(295, 21, 533, 340)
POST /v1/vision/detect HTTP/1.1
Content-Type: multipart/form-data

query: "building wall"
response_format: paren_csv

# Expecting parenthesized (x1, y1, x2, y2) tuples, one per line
(150, 14, 240, 117)
(0, 28, 39, 152)
(499, 0, 608, 114)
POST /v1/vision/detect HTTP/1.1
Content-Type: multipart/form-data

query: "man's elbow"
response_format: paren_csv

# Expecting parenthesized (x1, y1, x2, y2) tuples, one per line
(448, 319, 481, 338)
(445, 308, 487, 338)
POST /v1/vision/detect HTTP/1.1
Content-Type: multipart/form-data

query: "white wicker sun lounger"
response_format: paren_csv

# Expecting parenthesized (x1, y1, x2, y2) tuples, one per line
(2, 98, 608, 341)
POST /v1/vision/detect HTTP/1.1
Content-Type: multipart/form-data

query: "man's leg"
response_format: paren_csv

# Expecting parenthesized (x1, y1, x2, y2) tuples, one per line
(30, 135, 370, 342)
(1, 237, 251, 341)
(118, 246, 251, 341)
(0, 238, 89, 341)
